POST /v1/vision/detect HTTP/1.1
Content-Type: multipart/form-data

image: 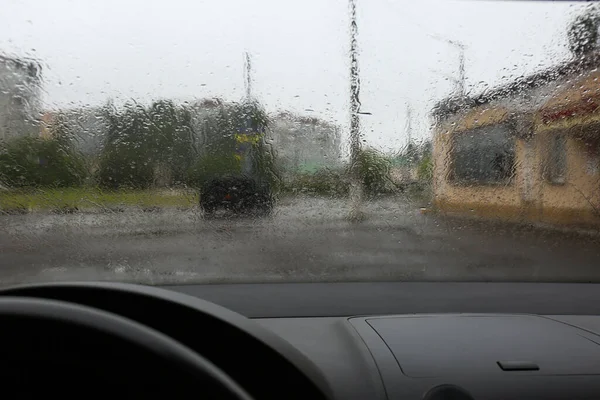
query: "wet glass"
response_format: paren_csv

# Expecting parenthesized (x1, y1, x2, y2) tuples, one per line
(0, 0, 599, 285)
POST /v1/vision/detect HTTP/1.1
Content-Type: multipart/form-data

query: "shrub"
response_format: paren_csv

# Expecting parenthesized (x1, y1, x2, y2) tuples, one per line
(0, 136, 87, 188)
(283, 149, 396, 198)
(417, 154, 433, 182)
(97, 146, 155, 189)
(355, 148, 396, 197)
(284, 168, 349, 197)
(188, 100, 280, 190)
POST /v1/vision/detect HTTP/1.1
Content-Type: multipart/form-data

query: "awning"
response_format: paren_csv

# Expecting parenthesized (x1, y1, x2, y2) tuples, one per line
(537, 69, 600, 132)
(448, 106, 510, 133)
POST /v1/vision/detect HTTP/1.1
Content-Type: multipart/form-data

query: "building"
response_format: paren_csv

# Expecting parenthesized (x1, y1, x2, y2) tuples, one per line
(0, 54, 42, 141)
(432, 54, 600, 228)
(271, 112, 342, 178)
(189, 105, 343, 177)
(188, 98, 226, 152)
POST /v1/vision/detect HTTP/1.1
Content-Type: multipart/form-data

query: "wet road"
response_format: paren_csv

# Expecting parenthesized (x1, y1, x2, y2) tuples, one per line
(1, 196, 600, 286)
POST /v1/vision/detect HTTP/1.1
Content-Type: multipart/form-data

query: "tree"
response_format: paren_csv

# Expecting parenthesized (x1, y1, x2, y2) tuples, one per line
(233, 100, 277, 187)
(48, 112, 77, 148)
(0, 135, 87, 188)
(187, 102, 242, 187)
(97, 103, 155, 189)
(0, 112, 87, 188)
(188, 100, 278, 189)
(355, 148, 395, 197)
(417, 143, 433, 183)
(568, 5, 600, 58)
(147, 100, 196, 185)
(392, 140, 431, 168)
(97, 100, 196, 189)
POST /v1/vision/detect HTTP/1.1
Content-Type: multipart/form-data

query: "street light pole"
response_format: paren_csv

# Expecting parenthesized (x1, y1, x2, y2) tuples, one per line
(348, 0, 364, 221)
(452, 40, 466, 96)
(405, 103, 413, 146)
(244, 52, 253, 100)
(429, 34, 466, 96)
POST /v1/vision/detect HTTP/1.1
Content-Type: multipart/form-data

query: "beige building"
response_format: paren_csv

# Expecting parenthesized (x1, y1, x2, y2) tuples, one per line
(0, 54, 42, 141)
(270, 112, 342, 178)
(432, 56, 600, 228)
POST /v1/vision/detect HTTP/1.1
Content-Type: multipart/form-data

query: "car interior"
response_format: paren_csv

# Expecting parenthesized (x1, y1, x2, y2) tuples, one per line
(1, 281, 600, 399)
(2, 0, 600, 399)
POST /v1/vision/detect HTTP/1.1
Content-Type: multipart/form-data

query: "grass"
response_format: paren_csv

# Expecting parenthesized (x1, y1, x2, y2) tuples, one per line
(0, 187, 198, 213)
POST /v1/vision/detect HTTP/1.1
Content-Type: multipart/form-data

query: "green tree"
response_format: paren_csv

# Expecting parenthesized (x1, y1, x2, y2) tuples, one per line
(188, 100, 279, 189)
(0, 135, 87, 188)
(97, 103, 155, 189)
(568, 5, 600, 58)
(97, 100, 196, 189)
(187, 103, 240, 187)
(236, 101, 278, 189)
(354, 148, 395, 197)
(147, 100, 196, 185)
(416, 141, 433, 183)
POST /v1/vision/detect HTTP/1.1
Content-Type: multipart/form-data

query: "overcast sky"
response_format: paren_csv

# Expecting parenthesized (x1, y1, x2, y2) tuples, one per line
(0, 0, 588, 153)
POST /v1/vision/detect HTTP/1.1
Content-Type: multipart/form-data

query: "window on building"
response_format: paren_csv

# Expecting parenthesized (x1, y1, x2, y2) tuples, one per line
(451, 123, 515, 185)
(545, 134, 567, 184)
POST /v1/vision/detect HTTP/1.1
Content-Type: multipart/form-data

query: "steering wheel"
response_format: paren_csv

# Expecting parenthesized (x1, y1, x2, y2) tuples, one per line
(0, 296, 253, 398)
(0, 282, 332, 400)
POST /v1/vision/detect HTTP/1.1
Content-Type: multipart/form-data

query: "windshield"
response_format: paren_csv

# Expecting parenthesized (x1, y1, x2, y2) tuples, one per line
(1, 0, 599, 285)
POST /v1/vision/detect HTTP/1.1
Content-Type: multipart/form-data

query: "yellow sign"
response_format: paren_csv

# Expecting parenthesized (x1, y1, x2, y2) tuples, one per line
(235, 133, 262, 144)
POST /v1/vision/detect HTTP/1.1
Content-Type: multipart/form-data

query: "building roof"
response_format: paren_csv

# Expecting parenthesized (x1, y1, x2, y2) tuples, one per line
(273, 111, 339, 128)
(0, 53, 42, 80)
(431, 53, 600, 122)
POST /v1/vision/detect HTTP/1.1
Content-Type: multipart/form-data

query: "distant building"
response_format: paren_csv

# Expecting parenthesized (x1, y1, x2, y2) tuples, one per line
(0, 54, 42, 141)
(188, 98, 225, 153)
(271, 112, 342, 177)
(432, 54, 600, 228)
(187, 101, 344, 177)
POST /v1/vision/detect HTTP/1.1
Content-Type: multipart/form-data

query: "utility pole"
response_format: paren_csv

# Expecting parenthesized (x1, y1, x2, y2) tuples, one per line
(459, 50, 465, 95)
(453, 40, 466, 96)
(405, 103, 413, 146)
(244, 52, 253, 100)
(348, 0, 364, 221)
(241, 52, 254, 175)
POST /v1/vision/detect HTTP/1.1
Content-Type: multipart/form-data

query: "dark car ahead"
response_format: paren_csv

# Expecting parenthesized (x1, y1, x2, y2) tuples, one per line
(200, 174, 273, 217)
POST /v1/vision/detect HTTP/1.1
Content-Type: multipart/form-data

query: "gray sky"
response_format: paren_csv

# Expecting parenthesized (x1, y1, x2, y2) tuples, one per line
(0, 0, 588, 152)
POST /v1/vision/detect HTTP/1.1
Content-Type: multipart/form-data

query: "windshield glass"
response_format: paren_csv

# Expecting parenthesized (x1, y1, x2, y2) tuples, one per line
(1, 0, 599, 285)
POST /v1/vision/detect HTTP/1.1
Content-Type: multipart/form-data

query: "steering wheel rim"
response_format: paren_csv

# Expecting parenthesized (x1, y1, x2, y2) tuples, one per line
(0, 296, 253, 399)
(0, 281, 333, 400)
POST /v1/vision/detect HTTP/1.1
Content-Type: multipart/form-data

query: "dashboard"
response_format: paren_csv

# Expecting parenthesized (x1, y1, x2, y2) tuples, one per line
(259, 314, 600, 400)
(1, 281, 600, 399)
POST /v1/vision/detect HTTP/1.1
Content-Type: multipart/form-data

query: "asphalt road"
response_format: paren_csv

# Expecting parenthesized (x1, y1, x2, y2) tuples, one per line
(1, 196, 600, 286)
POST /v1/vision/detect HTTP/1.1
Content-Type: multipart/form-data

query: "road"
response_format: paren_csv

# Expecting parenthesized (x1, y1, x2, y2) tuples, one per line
(1, 196, 600, 286)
